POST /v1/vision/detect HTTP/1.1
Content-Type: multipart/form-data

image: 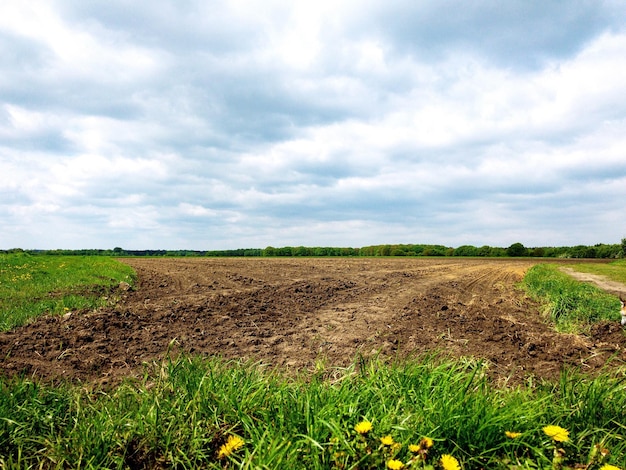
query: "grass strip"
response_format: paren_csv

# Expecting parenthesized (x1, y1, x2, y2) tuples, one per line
(1, 355, 624, 469)
(522, 264, 622, 333)
(0, 253, 136, 331)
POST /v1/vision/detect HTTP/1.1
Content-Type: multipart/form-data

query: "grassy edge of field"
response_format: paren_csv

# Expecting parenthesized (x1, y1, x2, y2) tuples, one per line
(0, 253, 136, 331)
(565, 259, 626, 285)
(1, 255, 626, 469)
(1, 354, 625, 469)
(521, 262, 624, 334)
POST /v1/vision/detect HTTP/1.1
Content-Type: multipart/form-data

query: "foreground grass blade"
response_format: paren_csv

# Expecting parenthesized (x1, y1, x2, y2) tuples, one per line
(1, 355, 625, 469)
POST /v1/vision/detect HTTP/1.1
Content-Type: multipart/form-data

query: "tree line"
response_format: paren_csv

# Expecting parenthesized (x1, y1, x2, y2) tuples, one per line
(4, 239, 625, 259)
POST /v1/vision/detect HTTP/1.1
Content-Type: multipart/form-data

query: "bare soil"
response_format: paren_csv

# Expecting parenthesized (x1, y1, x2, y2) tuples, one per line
(1, 258, 625, 387)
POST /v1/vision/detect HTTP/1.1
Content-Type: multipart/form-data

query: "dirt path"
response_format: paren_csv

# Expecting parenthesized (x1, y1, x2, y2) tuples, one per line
(1, 258, 624, 386)
(560, 267, 626, 297)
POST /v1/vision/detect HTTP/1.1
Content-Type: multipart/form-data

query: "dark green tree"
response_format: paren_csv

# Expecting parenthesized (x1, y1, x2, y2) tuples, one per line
(262, 246, 276, 256)
(453, 245, 478, 257)
(476, 245, 491, 257)
(506, 242, 527, 257)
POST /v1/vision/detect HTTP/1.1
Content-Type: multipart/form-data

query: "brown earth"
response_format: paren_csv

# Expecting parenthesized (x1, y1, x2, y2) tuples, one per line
(1, 258, 625, 387)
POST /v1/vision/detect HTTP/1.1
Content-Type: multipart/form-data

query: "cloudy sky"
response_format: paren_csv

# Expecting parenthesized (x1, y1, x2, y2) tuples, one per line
(2, 1, 626, 250)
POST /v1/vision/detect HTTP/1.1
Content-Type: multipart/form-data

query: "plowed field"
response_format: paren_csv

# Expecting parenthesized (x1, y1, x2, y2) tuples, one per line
(1, 258, 625, 386)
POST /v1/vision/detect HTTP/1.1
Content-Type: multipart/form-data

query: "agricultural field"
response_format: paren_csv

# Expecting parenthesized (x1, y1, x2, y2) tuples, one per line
(1, 257, 624, 386)
(1, 255, 625, 468)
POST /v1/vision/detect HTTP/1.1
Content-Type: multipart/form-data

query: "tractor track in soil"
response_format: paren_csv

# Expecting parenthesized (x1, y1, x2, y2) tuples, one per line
(1, 258, 625, 387)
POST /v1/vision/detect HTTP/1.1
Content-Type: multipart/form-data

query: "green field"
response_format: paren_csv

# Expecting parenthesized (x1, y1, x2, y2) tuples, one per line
(0, 253, 136, 331)
(522, 262, 624, 333)
(567, 260, 626, 285)
(0, 254, 625, 469)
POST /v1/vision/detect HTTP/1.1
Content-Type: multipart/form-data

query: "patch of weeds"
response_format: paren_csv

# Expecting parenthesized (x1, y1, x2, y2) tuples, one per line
(522, 264, 621, 333)
(0, 253, 136, 331)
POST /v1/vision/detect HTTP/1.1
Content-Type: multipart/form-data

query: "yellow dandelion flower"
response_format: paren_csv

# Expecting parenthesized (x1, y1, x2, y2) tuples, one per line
(354, 420, 373, 434)
(440, 454, 461, 470)
(599, 465, 621, 470)
(380, 435, 394, 446)
(505, 431, 522, 439)
(217, 435, 245, 459)
(543, 425, 569, 442)
(387, 459, 404, 469)
(420, 436, 434, 448)
(408, 444, 421, 453)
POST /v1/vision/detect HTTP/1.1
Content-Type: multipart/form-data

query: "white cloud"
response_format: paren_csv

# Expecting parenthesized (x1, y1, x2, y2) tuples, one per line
(107, 206, 161, 230)
(1, 0, 625, 249)
(0, 0, 161, 83)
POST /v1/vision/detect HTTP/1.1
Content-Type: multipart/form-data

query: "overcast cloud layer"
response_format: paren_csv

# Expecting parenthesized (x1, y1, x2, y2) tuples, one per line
(2, 1, 626, 250)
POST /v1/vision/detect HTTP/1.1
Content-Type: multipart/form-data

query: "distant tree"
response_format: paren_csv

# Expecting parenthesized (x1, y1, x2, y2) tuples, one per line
(422, 245, 448, 257)
(506, 242, 527, 257)
(408, 245, 424, 256)
(346, 247, 360, 256)
(379, 245, 392, 256)
(592, 243, 619, 259)
(276, 247, 292, 256)
(262, 246, 276, 256)
(476, 245, 491, 257)
(568, 245, 587, 258)
(453, 245, 478, 257)
(489, 247, 507, 257)
(621, 238, 626, 258)
(292, 246, 309, 256)
(583, 247, 597, 259)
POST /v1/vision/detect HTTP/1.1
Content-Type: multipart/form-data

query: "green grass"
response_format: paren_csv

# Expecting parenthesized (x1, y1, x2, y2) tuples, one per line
(522, 264, 622, 333)
(0, 253, 136, 331)
(1, 355, 625, 469)
(567, 259, 626, 285)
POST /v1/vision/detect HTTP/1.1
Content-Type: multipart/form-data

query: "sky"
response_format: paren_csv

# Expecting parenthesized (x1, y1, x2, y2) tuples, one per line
(2, 1, 626, 250)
